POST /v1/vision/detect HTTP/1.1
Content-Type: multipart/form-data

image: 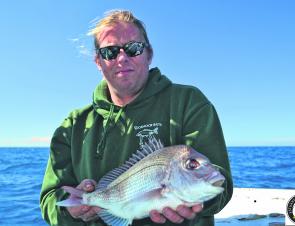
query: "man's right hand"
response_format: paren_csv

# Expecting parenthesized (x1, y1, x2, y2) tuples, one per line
(66, 179, 101, 222)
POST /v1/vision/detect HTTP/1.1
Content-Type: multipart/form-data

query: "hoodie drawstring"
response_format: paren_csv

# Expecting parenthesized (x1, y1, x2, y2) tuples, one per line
(96, 105, 123, 159)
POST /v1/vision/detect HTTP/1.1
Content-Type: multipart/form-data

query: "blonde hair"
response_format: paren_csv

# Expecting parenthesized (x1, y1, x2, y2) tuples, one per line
(89, 10, 153, 58)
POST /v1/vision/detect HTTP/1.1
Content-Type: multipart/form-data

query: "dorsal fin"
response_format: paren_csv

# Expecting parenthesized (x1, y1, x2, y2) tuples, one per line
(96, 138, 164, 191)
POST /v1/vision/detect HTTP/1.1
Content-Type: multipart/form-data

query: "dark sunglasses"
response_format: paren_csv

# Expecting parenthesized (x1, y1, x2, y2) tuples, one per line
(97, 41, 147, 60)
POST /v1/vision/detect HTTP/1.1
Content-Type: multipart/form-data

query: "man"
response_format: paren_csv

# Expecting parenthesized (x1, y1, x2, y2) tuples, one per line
(40, 10, 233, 226)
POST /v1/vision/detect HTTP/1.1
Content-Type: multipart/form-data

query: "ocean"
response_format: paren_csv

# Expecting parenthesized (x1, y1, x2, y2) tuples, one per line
(0, 146, 294, 225)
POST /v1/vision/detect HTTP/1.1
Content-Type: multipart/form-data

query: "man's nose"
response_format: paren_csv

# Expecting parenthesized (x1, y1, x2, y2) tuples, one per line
(117, 49, 129, 62)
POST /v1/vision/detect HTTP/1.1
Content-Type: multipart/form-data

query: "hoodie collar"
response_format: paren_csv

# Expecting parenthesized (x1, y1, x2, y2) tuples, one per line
(93, 67, 171, 117)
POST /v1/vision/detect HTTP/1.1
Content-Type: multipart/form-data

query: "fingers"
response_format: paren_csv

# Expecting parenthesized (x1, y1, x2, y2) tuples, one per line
(68, 205, 100, 222)
(76, 179, 96, 192)
(78, 206, 100, 222)
(67, 205, 91, 219)
(149, 210, 166, 224)
(176, 205, 196, 219)
(149, 203, 203, 224)
(64, 179, 99, 221)
(162, 207, 184, 223)
(192, 203, 203, 213)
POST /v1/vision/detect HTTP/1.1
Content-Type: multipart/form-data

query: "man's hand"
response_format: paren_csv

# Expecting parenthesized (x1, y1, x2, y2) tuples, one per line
(66, 179, 101, 222)
(149, 203, 203, 224)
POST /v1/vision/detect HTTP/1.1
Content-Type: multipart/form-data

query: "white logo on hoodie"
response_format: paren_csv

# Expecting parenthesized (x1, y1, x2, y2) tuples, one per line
(134, 123, 162, 146)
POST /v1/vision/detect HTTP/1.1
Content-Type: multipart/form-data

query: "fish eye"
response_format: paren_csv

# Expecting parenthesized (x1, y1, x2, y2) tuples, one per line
(185, 159, 200, 170)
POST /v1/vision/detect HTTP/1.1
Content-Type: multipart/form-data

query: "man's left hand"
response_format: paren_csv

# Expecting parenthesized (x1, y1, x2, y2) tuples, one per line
(149, 203, 203, 224)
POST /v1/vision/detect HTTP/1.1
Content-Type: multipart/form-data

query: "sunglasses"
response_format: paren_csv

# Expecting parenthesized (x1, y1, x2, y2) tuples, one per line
(97, 41, 147, 60)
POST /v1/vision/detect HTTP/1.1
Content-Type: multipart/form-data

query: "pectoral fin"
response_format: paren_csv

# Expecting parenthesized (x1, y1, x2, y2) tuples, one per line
(98, 209, 131, 226)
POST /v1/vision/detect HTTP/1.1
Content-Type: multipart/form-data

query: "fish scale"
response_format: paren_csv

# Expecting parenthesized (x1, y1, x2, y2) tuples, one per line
(88, 163, 166, 204)
(97, 149, 174, 202)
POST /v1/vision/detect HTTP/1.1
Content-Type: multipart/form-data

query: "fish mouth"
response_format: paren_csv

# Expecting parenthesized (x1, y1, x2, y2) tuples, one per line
(212, 179, 225, 187)
(208, 173, 225, 187)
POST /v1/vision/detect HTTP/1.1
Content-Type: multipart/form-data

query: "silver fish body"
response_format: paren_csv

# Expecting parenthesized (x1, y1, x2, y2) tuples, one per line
(57, 139, 225, 225)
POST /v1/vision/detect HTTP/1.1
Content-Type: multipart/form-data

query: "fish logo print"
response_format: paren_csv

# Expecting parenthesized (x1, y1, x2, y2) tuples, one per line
(136, 127, 158, 146)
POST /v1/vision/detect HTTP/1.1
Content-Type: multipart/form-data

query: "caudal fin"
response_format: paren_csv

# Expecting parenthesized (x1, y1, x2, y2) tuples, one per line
(56, 186, 84, 207)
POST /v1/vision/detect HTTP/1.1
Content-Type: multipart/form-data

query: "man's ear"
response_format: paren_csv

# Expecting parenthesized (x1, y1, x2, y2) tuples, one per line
(147, 48, 153, 65)
(95, 55, 102, 71)
(148, 55, 152, 66)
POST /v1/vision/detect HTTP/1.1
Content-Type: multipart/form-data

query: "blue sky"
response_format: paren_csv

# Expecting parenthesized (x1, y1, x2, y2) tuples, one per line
(0, 1, 294, 147)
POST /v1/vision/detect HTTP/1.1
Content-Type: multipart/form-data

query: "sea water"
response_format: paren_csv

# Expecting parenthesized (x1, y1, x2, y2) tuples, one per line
(0, 146, 294, 225)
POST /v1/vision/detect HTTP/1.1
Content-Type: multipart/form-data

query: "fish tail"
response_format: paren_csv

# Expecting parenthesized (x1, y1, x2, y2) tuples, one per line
(56, 186, 84, 207)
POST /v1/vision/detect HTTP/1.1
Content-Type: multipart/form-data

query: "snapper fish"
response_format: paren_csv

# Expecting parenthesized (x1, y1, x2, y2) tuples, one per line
(57, 139, 225, 226)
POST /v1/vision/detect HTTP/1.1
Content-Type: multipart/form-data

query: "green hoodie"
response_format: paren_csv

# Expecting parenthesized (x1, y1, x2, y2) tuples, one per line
(40, 67, 233, 226)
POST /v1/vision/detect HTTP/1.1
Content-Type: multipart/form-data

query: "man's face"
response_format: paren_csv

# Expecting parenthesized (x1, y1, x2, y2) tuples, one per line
(95, 22, 152, 100)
